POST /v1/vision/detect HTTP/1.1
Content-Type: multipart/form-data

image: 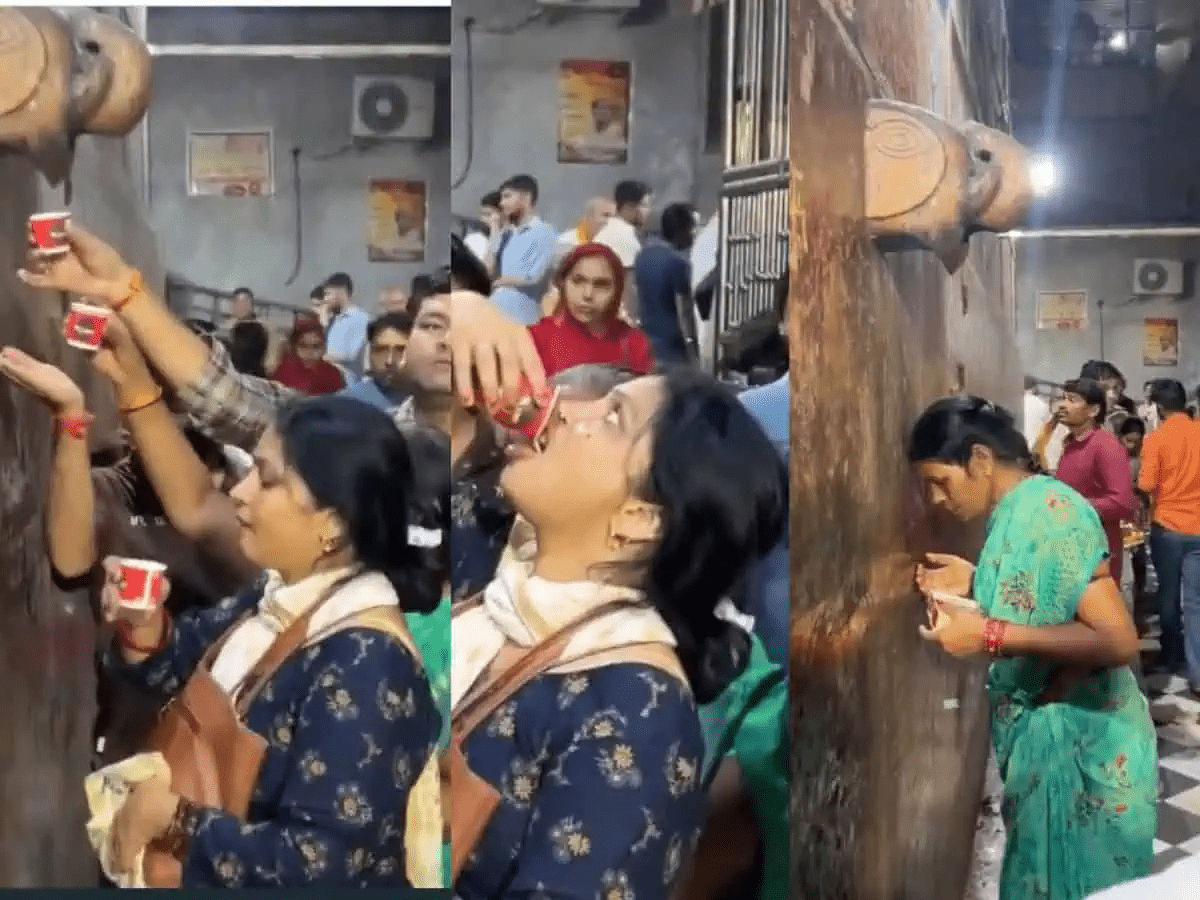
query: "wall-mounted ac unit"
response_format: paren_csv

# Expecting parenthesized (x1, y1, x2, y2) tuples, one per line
(351, 76, 436, 140)
(1133, 258, 1185, 295)
(535, 0, 642, 9)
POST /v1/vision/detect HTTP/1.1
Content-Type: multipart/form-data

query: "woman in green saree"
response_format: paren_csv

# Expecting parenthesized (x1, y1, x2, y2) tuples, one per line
(907, 395, 1156, 900)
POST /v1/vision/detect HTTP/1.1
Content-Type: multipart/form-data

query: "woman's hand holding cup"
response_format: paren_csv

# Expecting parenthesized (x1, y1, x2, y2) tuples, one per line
(101, 556, 170, 659)
(18, 221, 137, 304)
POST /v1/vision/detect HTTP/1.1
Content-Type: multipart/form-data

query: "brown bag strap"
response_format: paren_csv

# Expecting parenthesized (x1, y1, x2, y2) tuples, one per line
(451, 598, 644, 742)
(230, 572, 359, 717)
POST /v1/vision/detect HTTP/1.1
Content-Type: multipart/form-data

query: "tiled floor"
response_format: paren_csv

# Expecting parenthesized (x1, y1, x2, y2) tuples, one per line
(1145, 670, 1200, 872)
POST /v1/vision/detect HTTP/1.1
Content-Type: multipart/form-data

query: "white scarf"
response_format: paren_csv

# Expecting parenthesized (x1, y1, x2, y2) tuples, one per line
(450, 559, 677, 712)
(209, 567, 395, 695)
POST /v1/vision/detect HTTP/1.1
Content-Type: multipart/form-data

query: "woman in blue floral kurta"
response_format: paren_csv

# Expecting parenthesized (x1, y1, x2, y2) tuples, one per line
(452, 368, 787, 899)
(114, 576, 439, 886)
(93, 389, 446, 887)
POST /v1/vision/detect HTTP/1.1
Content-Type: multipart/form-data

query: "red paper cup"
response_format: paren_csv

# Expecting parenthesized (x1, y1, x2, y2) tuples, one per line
(63, 302, 111, 352)
(28, 212, 70, 257)
(487, 377, 560, 446)
(113, 558, 168, 610)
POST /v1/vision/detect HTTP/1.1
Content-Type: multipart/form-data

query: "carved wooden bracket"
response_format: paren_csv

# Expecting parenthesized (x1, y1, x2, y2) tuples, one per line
(0, 7, 151, 183)
(864, 99, 1033, 273)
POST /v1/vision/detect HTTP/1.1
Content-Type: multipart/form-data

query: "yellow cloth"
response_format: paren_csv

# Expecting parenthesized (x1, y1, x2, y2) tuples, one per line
(84, 752, 171, 889)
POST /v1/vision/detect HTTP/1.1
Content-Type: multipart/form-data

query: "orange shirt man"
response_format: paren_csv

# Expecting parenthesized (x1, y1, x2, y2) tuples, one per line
(1139, 378, 1200, 687)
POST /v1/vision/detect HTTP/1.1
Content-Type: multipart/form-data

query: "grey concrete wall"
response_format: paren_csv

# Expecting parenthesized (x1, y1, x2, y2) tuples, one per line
(450, 0, 719, 231)
(1014, 235, 1200, 390)
(146, 55, 450, 315)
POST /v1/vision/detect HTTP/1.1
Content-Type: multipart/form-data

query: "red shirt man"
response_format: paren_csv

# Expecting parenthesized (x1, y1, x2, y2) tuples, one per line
(1054, 379, 1139, 583)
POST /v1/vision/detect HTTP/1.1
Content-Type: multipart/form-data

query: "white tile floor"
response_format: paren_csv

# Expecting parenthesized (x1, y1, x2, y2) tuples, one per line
(1145, 670, 1200, 872)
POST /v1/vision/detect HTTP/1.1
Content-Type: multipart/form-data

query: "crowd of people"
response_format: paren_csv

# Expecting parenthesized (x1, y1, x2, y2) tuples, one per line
(0, 196, 791, 898)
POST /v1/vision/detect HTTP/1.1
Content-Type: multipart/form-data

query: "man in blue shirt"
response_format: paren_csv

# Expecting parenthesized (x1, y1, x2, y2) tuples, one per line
(338, 311, 412, 414)
(490, 174, 558, 325)
(635, 203, 698, 366)
(322, 272, 370, 380)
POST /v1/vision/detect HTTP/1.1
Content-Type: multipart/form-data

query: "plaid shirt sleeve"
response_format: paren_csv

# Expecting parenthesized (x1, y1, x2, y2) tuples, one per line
(175, 338, 297, 451)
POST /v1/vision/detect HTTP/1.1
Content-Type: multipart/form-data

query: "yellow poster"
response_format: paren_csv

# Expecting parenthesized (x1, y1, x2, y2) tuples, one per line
(557, 59, 632, 165)
(1144, 317, 1179, 367)
(367, 179, 427, 263)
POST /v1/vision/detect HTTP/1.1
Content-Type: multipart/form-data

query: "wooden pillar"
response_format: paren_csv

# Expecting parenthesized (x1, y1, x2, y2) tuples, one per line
(788, 1, 1020, 897)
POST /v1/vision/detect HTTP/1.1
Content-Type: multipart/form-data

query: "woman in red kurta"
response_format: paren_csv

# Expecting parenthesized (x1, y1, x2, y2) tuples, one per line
(529, 242, 654, 377)
(271, 317, 345, 395)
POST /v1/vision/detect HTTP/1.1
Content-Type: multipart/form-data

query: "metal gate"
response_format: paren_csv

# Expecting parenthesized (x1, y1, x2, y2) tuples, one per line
(713, 0, 790, 370)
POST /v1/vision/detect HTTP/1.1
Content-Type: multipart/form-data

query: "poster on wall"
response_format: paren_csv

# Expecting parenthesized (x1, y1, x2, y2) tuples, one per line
(1144, 317, 1180, 367)
(367, 179, 427, 263)
(1035, 290, 1088, 330)
(187, 129, 273, 197)
(557, 59, 632, 165)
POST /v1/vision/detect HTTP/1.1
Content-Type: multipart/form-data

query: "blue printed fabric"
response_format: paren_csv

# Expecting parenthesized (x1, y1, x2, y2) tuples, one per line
(455, 664, 705, 900)
(110, 584, 440, 887)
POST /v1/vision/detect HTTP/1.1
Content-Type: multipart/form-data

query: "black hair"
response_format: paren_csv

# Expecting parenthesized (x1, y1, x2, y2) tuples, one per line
(907, 395, 1035, 471)
(636, 368, 787, 703)
(325, 272, 354, 295)
(449, 232, 492, 295)
(660, 203, 695, 248)
(121, 426, 228, 520)
(232, 287, 254, 300)
(275, 395, 442, 612)
(480, 190, 502, 210)
(1151, 378, 1188, 413)
(309, 285, 325, 301)
(1079, 359, 1124, 386)
(774, 270, 788, 322)
(1119, 416, 1146, 437)
(186, 318, 216, 337)
(500, 174, 538, 203)
(395, 422, 451, 592)
(1062, 377, 1108, 425)
(368, 311, 413, 343)
(615, 179, 650, 208)
(907, 398, 1032, 475)
(229, 320, 268, 378)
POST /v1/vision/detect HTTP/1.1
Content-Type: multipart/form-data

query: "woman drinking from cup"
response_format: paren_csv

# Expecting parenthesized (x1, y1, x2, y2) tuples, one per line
(96, 373, 444, 886)
(907, 396, 1155, 900)
(451, 366, 787, 898)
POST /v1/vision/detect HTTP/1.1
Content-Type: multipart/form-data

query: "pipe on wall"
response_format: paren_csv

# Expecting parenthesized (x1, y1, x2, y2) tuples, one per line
(1005, 225, 1200, 239)
(148, 43, 451, 58)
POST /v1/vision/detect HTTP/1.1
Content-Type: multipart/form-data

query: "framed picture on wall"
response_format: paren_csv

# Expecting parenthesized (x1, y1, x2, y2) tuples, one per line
(1144, 317, 1179, 367)
(1035, 290, 1088, 330)
(557, 59, 632, 165)
(186, 129, 274, 197)
(368, 179, 427, 263)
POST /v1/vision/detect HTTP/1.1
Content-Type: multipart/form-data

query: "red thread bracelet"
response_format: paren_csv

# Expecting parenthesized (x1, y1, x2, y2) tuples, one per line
(116, 610, 170, 655)
(109, 269, 144, 313)
(983, 618, 1007, 657)
(57, 410, 94, 440)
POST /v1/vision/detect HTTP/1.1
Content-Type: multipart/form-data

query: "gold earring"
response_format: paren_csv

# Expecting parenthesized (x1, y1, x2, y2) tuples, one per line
(322, 536, 338, 555)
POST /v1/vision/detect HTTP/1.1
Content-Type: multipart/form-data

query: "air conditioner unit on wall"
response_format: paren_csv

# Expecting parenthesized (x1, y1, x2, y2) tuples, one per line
(1133, 258, 1185, 295)
(351, 76, 436, 140)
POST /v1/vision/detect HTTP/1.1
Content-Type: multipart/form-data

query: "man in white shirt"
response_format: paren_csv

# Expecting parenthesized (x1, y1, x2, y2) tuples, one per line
(593, 179, 651, 323)
(463, 190, 502, 267)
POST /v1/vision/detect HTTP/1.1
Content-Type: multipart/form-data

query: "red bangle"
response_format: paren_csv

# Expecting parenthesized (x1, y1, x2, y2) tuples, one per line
(110, 269, 144, 313)
(57, 410, 94, 440)
(115, 610, 170, 655)
(983, 618, 1007, 657)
